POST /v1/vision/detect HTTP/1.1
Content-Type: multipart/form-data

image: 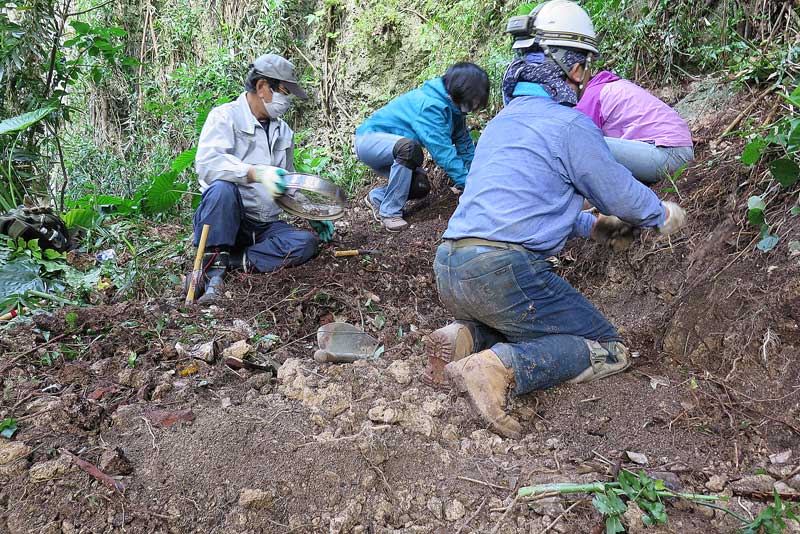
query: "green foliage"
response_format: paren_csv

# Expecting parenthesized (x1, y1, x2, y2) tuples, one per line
(739, 86, 800, 252)
(0, 418, 17, 439)
(0, 107, 57, 136)
(741, 491, 800, 534)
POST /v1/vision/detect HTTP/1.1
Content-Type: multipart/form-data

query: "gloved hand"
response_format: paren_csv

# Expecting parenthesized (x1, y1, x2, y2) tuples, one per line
(250, 166, 287, 198)
(310, 220, 335, 243)
(591, 214, 640, 252)
(658, 201, 687, 236)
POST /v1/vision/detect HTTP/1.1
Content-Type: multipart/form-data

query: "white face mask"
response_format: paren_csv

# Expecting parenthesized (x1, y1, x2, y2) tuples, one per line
(263, 91, 291, 118)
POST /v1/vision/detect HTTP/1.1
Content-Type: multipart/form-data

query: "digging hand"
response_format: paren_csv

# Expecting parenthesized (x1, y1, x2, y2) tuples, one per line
(248, 166, 288, 198)
(591, 214, 639, 252)
(658, 201, 687, 236)
(309, 220, 335, 243)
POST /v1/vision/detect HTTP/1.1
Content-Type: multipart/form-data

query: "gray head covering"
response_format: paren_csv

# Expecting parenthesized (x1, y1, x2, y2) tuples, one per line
(250, 54, 308, 100)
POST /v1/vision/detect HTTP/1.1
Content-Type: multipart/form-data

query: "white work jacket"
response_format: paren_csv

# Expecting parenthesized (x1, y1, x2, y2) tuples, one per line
(195, 92, 295, 223)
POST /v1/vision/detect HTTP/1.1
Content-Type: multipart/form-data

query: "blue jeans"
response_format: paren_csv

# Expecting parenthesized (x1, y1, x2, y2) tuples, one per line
(193, 181, 318, 273)
(354, 132, 413, 218)
(605, 137, 694, 184)
(433, 242, 621, 395)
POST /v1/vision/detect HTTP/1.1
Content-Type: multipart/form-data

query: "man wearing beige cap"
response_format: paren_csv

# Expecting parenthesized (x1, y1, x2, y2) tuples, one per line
(190, 53, 334, 302)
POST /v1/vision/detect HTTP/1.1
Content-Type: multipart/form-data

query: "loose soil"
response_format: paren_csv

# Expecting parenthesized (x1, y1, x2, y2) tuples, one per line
(1, 83, 799, 534)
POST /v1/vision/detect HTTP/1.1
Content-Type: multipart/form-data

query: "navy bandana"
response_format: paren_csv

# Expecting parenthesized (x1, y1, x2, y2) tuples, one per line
(502, 50, 587, 106)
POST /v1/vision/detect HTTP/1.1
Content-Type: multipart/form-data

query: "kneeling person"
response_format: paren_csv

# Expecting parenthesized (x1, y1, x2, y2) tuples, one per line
(429, 1, 686, 439)
(355, 62, 489, 232)
(191, 54, 334, 302)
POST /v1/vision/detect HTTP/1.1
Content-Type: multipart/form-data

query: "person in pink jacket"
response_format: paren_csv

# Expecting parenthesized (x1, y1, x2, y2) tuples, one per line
(575, 71, 694, 184)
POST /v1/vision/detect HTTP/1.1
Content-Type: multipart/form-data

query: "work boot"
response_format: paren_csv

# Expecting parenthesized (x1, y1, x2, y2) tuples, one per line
(423, 322, 474, 387)
(381, 215, 409, 233)
(567, 340, 631, 384)
(186, 250, 229, 303)
(445, 349, 522, 439)
(363, 194, 380, 222)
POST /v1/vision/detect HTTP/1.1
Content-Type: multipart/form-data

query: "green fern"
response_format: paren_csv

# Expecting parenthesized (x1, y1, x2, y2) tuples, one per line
(142, 171, 187, 214)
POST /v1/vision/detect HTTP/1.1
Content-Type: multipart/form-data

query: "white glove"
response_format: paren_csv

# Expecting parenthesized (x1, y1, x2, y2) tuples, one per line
(659, 201, 686, 236)
(250, 166, 287, 198)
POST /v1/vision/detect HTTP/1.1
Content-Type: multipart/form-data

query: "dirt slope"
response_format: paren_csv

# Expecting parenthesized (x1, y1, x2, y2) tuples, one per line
(1, 82, 799, 534)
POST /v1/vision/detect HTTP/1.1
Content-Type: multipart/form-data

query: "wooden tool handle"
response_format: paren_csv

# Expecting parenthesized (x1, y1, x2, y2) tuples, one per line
(333, 250, 359, 257)
(185, 224, 210, 304)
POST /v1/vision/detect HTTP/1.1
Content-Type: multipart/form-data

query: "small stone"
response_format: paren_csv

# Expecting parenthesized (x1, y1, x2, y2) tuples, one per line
(151, 382, 173, 400)
(426, 497, 443, 520)
(788, 474, 800, 492)
(531, 496, 564, 517)
(626, 451, 649, 465)
(441, 424, 460, 443)
(221, 397, 232, 409)
(705, 474, 728, 493)
(245, 373, 272, 391)
(232, 319, 256, 340)
(388, 361, 412, 385)
(29, 456, 71, 481)
(444, 499, 466, 521)
(368, 406, 398, 424)
(731, 475, 775, 495)
(238, 488, 275, 510)
(98, 448, 132, 475)
(0, 441, 32, 465)
(650, 471, 681, 491)
(223, 340, 251, 359)
(775, 482, 798, 495)
(770, 449, 793, 465)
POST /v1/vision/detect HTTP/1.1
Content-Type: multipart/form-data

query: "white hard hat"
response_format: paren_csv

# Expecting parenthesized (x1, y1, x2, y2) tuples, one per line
(510, 0, 599, 55)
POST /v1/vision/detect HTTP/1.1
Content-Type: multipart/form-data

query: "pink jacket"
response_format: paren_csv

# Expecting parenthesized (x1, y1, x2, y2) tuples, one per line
(575, 71, 693, 147)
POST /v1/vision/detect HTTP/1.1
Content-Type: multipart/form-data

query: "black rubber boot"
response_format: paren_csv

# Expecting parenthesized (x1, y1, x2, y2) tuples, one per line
(196, 251, 229, 303)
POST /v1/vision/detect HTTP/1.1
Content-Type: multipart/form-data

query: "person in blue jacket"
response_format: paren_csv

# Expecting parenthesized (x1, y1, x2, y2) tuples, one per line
(355, 62, 489, 232)
(426, 1, 688, 439)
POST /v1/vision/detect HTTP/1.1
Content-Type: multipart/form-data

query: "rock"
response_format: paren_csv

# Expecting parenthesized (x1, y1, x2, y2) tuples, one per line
(626, 451, 649, 465)
(422, 396, 447, 417)
(223, 340, 251, 359)
(623, 501, 647, 534)
(705, 474, 728, 493)
(368, 406, 398, 424)
(545, 438, 560, 450)
(441, 424, 460, 443)
(0, 441, 31, 465)
(731, 475, 775, 495)
(770, 450, 793, 465)
(232, 319, 256, 340)
(650, 471, 681, 491)
(426, 497, 443, 520)
(238, 488, 275, 510)
(151, 381, 173, 400)
(388, 360, 412, 385)
(175, 340, 219, 363)
(221, 397, 232, 409)
(444, 499, 466, 521)
(98, 448, 132, 475)
(775, 482, 798, 495)
(29, 456, 72, 481)
(245, 373, 272, 391)
(767, 464, 794, 479)
(530, 496, 564, 517)
(788, 474, 800, 492)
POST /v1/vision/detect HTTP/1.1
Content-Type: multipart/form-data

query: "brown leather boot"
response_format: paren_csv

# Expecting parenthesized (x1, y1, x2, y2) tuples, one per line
(422, 322, 474, 387)
(445, 349, 522, 439)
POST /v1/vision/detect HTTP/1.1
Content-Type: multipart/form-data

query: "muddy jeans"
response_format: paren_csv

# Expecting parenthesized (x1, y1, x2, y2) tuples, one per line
(605, 137, 694, 184)
(433, 242, 621, 395)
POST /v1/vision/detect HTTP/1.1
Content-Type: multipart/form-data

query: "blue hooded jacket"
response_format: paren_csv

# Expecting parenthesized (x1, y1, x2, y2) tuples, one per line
(356, 77, 475, 188)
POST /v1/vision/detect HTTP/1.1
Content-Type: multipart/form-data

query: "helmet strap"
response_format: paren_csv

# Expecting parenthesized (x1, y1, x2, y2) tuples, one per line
(577, 53, 594, 100)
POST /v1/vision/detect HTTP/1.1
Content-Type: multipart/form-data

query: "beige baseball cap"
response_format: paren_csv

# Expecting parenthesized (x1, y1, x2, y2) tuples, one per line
(251, 53, 309, 100)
